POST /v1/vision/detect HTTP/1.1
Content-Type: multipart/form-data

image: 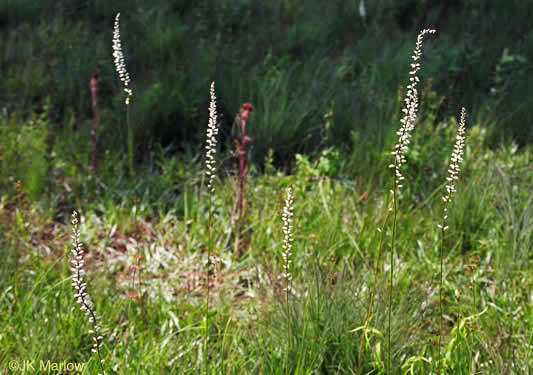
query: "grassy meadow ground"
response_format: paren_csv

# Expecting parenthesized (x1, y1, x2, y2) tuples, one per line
(1, 1, 533, 374)
(1, 103, 533, 374)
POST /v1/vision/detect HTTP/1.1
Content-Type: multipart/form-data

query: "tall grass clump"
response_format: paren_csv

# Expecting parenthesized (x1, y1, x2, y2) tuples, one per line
(204, 81, 219, 373)
(112, 12, 134, 178)
(437, 107, 467, 372)
(358, 28, 435, 374)
(70, 211, 106, 375)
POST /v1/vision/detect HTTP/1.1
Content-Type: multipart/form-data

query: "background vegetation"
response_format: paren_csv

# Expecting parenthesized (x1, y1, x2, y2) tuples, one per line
(1, 1, 532, 374)
(2, 0, 532, 163)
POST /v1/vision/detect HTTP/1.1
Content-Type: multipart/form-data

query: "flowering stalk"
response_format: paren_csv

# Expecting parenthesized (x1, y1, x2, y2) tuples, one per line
(356, 29, 435, 374)
(70, 211, 105, 375)
(112, 12, 135, 178)
(204, 82, 218, 373)
(281, 187, 294, 375)
(437, 107, 467, 371)
(205, 82, 219, 195)
(386, 29, 435, 374)
(390, 29, 436, 195)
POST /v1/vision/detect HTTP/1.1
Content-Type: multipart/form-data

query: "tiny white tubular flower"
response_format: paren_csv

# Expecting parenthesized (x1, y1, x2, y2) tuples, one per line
(391, 29, 436, 194)
(205, 82, 219, 193)
(112, 12, 132, 105)
(281, 187, 294, 290)
(441, 107, 467, 231)
(70, 211, 105, 372)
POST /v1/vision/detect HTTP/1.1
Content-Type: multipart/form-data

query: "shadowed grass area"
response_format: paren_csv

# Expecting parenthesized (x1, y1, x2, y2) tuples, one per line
(1, 1, 532, 168)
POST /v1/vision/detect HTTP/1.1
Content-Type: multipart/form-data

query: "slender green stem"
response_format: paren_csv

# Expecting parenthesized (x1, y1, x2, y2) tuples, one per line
(285, 281, 290, 375)
(438, 218, 445, 373)
(205, 192, 212, 374)
(127, 103, 135, 178)
(357, 198, 392, 374)
(87, 306, 106, 375)
(388, 178, 398, 374)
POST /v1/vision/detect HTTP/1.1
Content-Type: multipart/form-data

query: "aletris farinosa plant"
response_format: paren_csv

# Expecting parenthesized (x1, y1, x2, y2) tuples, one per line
(203, 81, 219, 374)
(281, 186, 294, 375)
(358, 28, 436, 375)
(70, 211, 106, 375)
(437, 107, 467, 372)
(112, 12, 135, 178)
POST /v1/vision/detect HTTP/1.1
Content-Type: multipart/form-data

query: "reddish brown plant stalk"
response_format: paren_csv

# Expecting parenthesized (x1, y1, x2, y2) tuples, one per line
(235, 103, 253, 220)
(89, 72, 102, 173)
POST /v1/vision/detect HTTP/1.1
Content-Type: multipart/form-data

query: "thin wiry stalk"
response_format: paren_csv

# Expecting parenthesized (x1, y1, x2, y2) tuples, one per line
(438, 107, 466, 372)
(438, 212, 446, 372)
(359, 29, 435, 374)
(387, 29, 435, 373)
(281, 187, 294, 375)
(70, 211, 106, 375)
(357, 199, 392, 374)
(204, 82, 218, 374)
(127, 103, 134, 178)
(388, 177, 398, 374)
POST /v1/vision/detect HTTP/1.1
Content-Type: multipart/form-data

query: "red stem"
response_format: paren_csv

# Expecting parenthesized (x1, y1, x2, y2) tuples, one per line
(238, 119, 247, 220)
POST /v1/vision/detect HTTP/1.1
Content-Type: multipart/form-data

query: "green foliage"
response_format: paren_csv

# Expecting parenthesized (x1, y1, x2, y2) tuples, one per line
(294, 148, 341, 185)
(443, 308, 488, 374)
(0, 108, 51, 201)
(3, 0, 533, 170)
(317, 149, 341, 178)
(490, 48, 529, 101)
(1, 136, 533, 373)
(2, 2, 533, 373)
